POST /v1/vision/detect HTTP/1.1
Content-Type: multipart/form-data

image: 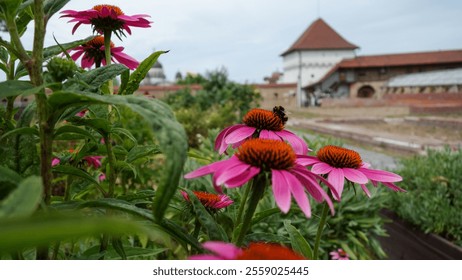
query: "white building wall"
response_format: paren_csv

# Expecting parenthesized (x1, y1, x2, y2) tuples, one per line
(282, 50, 356, 87)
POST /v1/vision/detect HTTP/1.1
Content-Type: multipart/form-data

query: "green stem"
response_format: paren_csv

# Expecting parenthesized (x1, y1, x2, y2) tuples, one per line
(192, 218, 201, 240)
(313, 201, 330, 260)
(103, 30, 114, 95)
(235, 175, 266, 246)
(104, 135, 117, 197)
(235, 183, 252, 231)
(5, 18, 29, 63)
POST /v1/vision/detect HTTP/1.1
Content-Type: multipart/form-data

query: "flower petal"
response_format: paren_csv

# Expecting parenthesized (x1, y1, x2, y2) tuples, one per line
(112, 51, 139, 69)
(259, 130, 282, 140)
(311, 162, 334, 174)
(202, 241, 241, 259)
(343, 168, 369, 185)
(275, 130, 310, 155)
(225, 126, 256, 144)
(328, 168, 345, 198)
(215, 162, 253, 186)
(295, 155, 320, 166)
(359, 168, 403, 182)
(271, 170, 292, 213)
(215, 125, 246, 154)
(284, 171, 311, 218)
(382, 182, 407, 192)
(360, 184, 371, 198)
(224, 166, 260, 188)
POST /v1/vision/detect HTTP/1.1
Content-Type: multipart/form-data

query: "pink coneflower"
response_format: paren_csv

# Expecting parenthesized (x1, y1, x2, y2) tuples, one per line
(215, 106, 309, 155)
(297, 145, 405, 200)
(185, 139, 335, 218)
(181, 190, 233, 210)
(83, 155, 103, 169)
(51, 158, 60, 166)
(61, 4, 151, 37)
(189, 241, 305, 260)
(98, 173, 106, 182)
(70, 36, 139, 69)
(330, 248, 349, 260)
(76, 110, 87, 117)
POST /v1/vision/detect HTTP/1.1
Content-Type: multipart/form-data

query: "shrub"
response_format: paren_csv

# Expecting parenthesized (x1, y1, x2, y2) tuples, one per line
(389, 147, 462, 246)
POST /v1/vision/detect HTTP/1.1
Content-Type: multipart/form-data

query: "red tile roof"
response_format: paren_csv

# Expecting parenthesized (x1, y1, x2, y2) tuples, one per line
(281, 18, 358, 56)
(311, 49, 462, 86)
(338, 49, 462, 68)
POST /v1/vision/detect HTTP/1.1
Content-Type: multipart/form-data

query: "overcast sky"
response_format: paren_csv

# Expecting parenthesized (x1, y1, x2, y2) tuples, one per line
(17, 0, 462, 83)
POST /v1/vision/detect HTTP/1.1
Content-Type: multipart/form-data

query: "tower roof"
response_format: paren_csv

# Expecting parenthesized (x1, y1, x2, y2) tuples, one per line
(281, 18, 358, 56)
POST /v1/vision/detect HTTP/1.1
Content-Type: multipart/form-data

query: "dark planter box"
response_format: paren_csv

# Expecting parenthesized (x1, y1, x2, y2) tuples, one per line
(378, 209, 462, 260)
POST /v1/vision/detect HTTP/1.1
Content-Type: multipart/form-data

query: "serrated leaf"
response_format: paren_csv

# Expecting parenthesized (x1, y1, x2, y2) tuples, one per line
(284, 220, 313, 259)
(119, 51, 168, 95)
(185, 189, 228, 242)
(66, 64, 128, 91)
(52, 165, 100, 187)
(0, 176, 43, 218)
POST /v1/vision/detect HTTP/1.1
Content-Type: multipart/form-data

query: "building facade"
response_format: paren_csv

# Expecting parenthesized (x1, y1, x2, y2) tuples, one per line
(280, 18, 358, 106)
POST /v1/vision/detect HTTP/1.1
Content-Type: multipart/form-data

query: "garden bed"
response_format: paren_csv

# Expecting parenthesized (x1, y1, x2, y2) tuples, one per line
(379, 209, 462, 260)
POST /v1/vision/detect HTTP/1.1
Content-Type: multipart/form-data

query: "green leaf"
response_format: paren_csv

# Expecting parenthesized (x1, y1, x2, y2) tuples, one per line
(0, 0, 22, 15)
(15, 4, 33, 35)
(119, 51, 168, 95)
(0, 166, 22, 185)
(0, 80, 35, 98)
(0, 126, 39, 141)
(82, 245, 166, 260)
(0, 102, 39, 176)
(0, 46, 9, 63)
(251, 207, 284, 225)
(111, 127, 137, 144)
(126, 145, 161, 163)
(284, 220, 313, 259)
(118, 68, 130, 95)
(0, 214, 153, 252)
(54, 125, 96, 142)
(67, 117, 112, 135)
(78, 198, 202, 251)
(114, 160, 137, 177)
(43, 36, 96, 59)
(47, 92, 187, 221)
(66, 64, 128, 91)
(112, 237, 127, 260)
(0, 176, 43, 219)
(52, 165, 100, 187)
(244, 233, 289, 244)
(44, 0, 70, 21)
(185, 189, 229, 242)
